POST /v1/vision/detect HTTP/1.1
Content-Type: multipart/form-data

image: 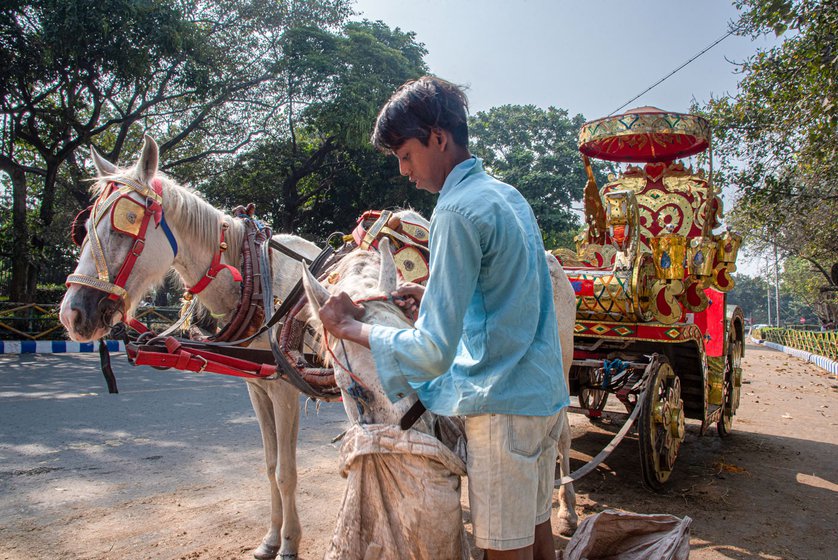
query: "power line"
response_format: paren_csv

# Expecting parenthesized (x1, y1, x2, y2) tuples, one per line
(608, 29, 736, 116)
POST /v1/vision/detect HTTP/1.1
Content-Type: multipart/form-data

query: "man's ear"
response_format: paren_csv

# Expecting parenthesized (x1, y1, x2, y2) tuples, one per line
(432, 128, 448, 151)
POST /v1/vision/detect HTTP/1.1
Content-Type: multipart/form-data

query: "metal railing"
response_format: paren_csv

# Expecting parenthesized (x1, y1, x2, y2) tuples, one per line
(0, 303, 180, 341)
(759, 327, 838, 361)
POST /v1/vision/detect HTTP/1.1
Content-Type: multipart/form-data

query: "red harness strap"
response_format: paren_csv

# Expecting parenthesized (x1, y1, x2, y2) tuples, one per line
(108, 192, 153, 300)
(128, 337, 277, 379)
(126, 317, 150, 334)
(187, 223, 243, 296)
(106, 178, 166, 302)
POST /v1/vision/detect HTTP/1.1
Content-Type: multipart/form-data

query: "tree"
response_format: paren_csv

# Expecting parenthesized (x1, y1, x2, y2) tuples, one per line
(728, 273, 773, 324)
(202, 20, 430, 236)
(728, 272, 818, 326)
(0, 0, 352, 300)
(703, 0, 837, 293)
(468, 105, 604, 248)
(0, 0, 203, 299)
(781, 256, 836, 326)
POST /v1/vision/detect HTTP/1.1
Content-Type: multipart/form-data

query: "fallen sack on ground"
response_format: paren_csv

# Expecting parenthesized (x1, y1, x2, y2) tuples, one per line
(324, 423, 469, 560)
(559, 509, 692, 560)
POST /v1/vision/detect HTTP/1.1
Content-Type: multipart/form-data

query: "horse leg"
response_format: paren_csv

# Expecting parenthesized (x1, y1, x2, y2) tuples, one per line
(267, 381, 302, 559)
(247, 381, 287, 560)
(555, 409, 578, 536)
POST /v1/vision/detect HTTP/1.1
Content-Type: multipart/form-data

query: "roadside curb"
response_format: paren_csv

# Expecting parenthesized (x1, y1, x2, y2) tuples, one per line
(0, 340, 125, 354)
(752, 338, 838, 376)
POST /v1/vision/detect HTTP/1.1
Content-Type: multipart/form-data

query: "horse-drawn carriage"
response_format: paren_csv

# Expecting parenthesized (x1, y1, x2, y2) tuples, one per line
(554, 106, 746, 490)
(60, 105, 745, 556)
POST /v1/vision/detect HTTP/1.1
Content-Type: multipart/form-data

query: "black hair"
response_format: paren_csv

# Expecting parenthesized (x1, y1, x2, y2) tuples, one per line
(371, 76, 469, 152)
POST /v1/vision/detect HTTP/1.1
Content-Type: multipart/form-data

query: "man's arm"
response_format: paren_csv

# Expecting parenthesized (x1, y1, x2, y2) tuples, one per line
(370, 209, 482, 381)
(316, 209, 482, 401)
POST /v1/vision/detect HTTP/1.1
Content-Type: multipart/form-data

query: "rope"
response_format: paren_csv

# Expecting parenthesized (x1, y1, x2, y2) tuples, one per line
(609, 29, 735, 116)
(322, 330, 370, 392)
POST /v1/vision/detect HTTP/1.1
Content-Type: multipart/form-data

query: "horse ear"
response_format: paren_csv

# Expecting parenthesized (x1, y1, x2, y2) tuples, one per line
(301, 263, 330, 314)
(91, 146, 117, 177)
(137, 135, 159, 183)
(378, 237, 398, 294)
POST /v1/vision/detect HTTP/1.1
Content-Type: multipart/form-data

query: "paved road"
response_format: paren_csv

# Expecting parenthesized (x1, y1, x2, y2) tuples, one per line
(2, 346, 837, 560)
(0, 352, 349, 559)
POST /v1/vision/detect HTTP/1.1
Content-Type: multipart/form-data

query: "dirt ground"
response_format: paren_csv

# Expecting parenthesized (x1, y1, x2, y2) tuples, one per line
(1, 342, 836, 560)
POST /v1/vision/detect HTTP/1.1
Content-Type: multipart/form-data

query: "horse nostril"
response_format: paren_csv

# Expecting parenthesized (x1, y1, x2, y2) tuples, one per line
(70, 308, 81, 329)
(97, 297, 123, 327)
(66, 306, 94, 339)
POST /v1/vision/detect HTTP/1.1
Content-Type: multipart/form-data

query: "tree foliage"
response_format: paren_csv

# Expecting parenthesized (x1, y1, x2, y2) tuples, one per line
(0, 0, 362, 300)
(201, 19, 430, 237)
(469, 105, 600, 248)
(728, 272, 819, 325)
(703, 0, 837, 288)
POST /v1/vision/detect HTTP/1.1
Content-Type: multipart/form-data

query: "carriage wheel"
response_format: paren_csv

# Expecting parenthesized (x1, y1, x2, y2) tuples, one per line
(638, 357, 685, 491)
(717, 333, 743, 437)
(579, 367, 608, 416)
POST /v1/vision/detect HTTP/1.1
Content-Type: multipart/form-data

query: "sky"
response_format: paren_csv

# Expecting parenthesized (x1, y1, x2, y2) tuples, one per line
(351, 0, 778, 119)
(351, 0, 778, 275)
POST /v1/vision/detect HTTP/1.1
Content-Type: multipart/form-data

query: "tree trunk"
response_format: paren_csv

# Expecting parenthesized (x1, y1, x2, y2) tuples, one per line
(26, 163, 61, 300)
(9, 165, 32, 302)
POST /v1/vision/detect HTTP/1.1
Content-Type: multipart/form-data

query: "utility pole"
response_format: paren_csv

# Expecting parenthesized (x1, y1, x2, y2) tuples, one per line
(766, 257, 772, 326)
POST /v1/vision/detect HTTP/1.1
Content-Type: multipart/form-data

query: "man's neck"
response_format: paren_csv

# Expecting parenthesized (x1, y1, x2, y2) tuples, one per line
(445, 146, 472, 177)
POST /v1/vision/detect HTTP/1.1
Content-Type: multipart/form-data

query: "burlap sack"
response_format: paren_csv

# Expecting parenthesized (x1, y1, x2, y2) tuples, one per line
(325, 423, 468, 560)
(560, 509, 691, 560)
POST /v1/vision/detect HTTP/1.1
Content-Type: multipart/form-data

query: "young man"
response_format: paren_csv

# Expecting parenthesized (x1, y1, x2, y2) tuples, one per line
(316, 76, 569, 560)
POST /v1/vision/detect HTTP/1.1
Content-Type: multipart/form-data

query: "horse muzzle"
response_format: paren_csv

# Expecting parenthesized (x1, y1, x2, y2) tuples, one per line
(60, 286, 124, 342)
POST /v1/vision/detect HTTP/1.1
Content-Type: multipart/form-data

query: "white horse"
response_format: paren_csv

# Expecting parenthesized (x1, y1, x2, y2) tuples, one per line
(59, 136, 321, 559)
(301, 232, 579, 545)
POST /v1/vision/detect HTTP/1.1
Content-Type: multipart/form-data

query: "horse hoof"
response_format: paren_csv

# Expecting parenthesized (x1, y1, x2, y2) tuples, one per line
(280, 555, 298, 559)
(253, 543, 280, 560)
(556, 518, 577, 537)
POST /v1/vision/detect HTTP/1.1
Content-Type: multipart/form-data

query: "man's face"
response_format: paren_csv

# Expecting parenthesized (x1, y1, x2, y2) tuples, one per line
(393, 133, 447, 193)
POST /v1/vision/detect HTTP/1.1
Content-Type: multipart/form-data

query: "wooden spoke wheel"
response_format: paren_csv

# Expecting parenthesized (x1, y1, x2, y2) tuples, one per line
(579, 367, 609, 414)
(717, 333, 743, 437)
(638, 357, 685, 490)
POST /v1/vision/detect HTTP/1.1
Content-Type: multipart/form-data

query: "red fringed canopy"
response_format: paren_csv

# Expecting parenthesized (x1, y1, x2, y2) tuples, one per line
(578, 107, 710, 163)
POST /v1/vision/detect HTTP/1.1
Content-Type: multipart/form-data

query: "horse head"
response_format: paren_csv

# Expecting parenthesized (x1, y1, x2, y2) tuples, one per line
(301, 237, 430, 430)
(60, 136, 179, 341)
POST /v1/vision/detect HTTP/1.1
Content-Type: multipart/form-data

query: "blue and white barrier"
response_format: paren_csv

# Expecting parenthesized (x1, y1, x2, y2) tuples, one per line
(757, 339, 838, 376)
(0, 340, 125, 354)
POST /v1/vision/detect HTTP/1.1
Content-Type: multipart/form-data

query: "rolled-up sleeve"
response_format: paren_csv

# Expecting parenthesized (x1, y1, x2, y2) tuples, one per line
(369, 209, 482, 403)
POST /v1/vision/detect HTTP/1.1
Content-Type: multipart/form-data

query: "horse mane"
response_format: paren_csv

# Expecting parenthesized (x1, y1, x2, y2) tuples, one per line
(91, 165, 245, 265)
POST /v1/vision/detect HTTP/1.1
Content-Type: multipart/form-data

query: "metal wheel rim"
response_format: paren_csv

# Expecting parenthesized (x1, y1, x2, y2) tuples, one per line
(719, 337, 743, 434)
(579, 366, 609, 411)
(640, 360, 685, 488)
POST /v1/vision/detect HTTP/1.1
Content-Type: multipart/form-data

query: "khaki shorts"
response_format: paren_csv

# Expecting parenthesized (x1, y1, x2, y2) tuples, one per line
(464, 412, 563, 551)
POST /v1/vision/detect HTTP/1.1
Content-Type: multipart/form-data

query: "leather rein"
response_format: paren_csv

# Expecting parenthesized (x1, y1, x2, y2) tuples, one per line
(70, 187, 430, 416)
(67, 175, 342, 399)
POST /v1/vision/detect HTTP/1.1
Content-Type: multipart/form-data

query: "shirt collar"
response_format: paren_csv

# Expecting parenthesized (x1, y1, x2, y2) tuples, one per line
(439, 156, 482, 197)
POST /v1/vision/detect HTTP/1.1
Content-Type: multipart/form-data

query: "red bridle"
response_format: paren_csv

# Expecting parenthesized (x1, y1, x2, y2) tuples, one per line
(66, 177, 168, 305)
(66, 175, 240, 331)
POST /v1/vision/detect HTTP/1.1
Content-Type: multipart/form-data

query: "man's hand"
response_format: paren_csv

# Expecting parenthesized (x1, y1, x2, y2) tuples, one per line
(318, 292, 371, 348)
(319, 292, 364, 338)
(391, 282, 425, 321)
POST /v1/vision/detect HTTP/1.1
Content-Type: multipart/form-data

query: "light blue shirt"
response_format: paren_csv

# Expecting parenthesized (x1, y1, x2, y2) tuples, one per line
(369, 157, 569, 417)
